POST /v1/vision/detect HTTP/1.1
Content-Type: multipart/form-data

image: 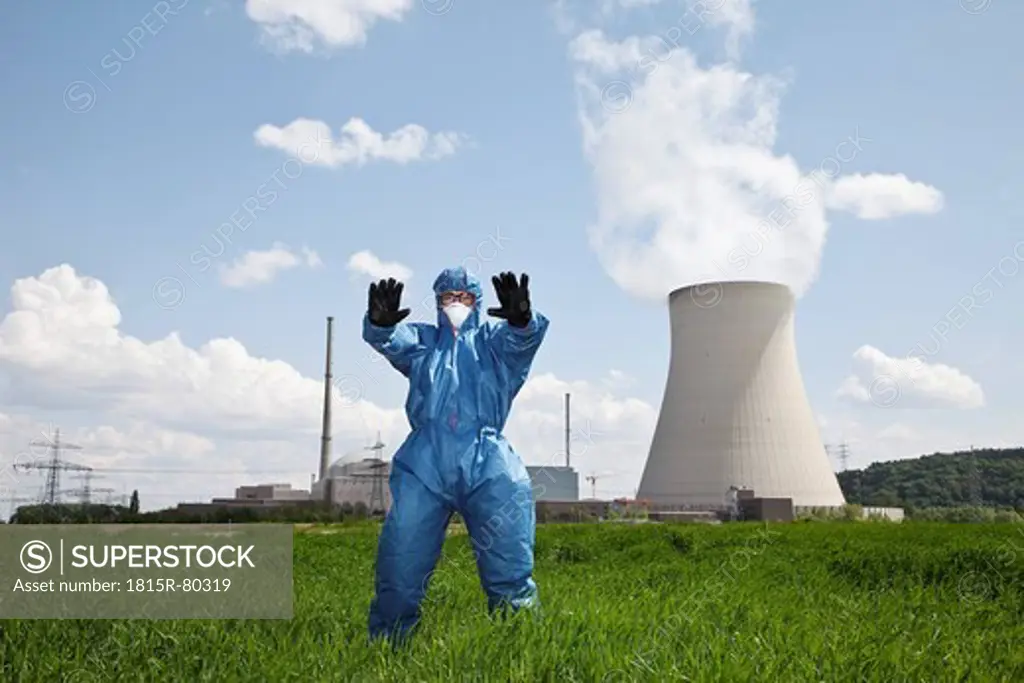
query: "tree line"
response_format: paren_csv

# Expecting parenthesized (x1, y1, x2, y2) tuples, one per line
(837, 447, 1024, 511)
(7, 446, 1023, 524)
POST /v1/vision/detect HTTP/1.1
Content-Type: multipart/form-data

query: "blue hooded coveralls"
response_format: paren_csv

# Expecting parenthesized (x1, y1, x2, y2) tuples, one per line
(364, 267, 550, 642)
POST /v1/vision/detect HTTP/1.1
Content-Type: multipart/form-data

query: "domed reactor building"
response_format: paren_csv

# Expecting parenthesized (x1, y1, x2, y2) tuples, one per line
(638, 281, 846, 508)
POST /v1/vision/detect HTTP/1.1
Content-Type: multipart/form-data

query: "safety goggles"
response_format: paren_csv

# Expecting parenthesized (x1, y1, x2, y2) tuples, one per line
(438, 291, 475, 306)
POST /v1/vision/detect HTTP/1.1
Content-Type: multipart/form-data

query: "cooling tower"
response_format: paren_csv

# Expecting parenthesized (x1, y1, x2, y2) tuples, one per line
(638, 281, 846, 508)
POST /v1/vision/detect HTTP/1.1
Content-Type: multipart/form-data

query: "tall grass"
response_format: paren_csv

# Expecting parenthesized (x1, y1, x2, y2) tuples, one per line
(2, 522, 1022, 681)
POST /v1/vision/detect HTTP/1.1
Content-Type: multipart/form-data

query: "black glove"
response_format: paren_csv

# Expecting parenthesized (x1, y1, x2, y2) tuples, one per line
(367, 278, 410, 327)
(487, 272, 532, 328)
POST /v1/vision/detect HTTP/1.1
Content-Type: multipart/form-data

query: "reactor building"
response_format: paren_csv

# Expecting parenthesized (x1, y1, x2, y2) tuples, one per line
(312, 457, 392, 513)
(527, 465, 579, 501)
(637, 281, 846, 508)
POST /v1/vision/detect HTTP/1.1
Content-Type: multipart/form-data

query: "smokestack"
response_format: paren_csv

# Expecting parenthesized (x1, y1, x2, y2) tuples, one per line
(564, 392, 571, 468)
(319, 316, 334, 501)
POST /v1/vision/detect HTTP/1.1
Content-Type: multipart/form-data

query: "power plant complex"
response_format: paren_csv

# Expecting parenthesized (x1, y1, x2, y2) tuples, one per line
(298, 279, 855, 519)
(173, 280, 896, 521)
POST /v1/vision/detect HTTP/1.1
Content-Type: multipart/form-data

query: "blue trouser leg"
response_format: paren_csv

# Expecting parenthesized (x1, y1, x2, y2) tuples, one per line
(368, 466, 451, 643)
(461, 473, 539, 613)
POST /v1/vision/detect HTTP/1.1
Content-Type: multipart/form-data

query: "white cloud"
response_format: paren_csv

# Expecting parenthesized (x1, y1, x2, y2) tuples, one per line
(571, 30, 821, 301)
(818, 410, 1024, 472)
(612, 0, 663, 7)
(568, 4, 942, 302)
(0, 413, 322, 512)
(219, 243, 322, 289)
(245, 0, 414, 53)
(76, 422, 217, 464)
(602, 369, 635, 390)
(0, 266, 655, 507)
(597, 0, 755, 59)
(826, 173, 944, 220)
(0, 265, 399, 440)
(550, 0, 580, 36)
(254, 118, 464, 168)
(506, 372, 658, 497)
(346, 250, 413, 281)
(570, 30, 658, 72)
(835, 375, 870, 402)
(838, 345, 985, 409)
(680, 0, 756, 61)
(876, 423, 920, 441)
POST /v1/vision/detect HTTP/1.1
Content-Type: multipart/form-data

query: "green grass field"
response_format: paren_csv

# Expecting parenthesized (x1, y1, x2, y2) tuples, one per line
(2, 521, 1023, 682)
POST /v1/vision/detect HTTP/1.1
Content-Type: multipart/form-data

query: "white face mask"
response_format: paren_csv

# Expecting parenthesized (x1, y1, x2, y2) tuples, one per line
(443, 302, 471, 330)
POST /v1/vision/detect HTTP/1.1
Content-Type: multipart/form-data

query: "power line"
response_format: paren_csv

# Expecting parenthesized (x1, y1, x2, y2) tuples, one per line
(60, 471, 116, 505)
(15, 428, 90, 505)
(89, 468, 301, 475)
(825, 441, 851, 472)
(122, 492, 235, 498)
(365, 431, 387, 514)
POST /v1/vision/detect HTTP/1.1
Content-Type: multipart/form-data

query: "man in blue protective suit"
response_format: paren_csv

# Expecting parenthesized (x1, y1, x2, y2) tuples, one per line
(363, 266, 549, 644)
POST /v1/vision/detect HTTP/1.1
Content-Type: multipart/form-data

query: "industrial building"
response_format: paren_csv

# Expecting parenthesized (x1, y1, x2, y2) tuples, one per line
(527, 465, 579, 501)
(312, 457, 392, 513)
(234, 483, 309, 502)
(639, 281, 848, 509)
(175, 482, 313, 515)
(310, 462, 573, 511)
(290, 304, 889, 523)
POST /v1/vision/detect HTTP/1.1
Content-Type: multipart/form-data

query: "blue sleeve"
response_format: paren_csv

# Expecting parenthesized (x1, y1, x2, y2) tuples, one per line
(484, 311, 549, 389)
(362, 314, 433, 378)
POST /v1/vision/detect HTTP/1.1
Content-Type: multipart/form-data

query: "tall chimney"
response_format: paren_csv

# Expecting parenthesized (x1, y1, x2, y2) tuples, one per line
(564, 392, 571, 468)
(319, 316, 334, 501)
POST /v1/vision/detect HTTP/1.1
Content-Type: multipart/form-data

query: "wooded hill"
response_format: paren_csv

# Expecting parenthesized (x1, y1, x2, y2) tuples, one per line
(837, 447, 1024, 510)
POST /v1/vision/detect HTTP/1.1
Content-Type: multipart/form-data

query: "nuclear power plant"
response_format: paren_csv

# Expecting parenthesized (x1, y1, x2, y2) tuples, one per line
(638, 281, 847, 509)
(107, 283, 903, 522)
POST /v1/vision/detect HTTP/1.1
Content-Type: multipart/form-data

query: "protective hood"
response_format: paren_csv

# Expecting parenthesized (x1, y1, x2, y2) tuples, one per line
(432, 266, 483, 331)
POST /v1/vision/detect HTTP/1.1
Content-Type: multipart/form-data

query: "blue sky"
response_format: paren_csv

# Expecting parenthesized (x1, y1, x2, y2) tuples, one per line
(1, 0, 1022, 508)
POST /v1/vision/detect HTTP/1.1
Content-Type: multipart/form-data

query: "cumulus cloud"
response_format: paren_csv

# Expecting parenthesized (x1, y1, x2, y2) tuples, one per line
(569, 2, 943, 301)
(219, 243, 322, 289)
(254, 118, 463, 168)
(835, 375, 870, 403)
(598, 0, 755, 59)
(837, 345, 985, 410)
(603, 369, 634, 389)
(825, 173, 944, 219)
(0, 265, 400, 439)
(0, 413, 320, 512)
(0, 266, 656, 506)
(245, 0, 414, 53)
(346, 250, 413, 281)
(876, 423, 920, 441)
(506, 372, 658, 496)
(817, 410, 1024, 472)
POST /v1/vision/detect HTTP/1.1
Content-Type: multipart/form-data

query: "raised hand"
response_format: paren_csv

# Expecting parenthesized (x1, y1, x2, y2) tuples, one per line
(487, 272, 532, 328)
(367, 278, 411, 327)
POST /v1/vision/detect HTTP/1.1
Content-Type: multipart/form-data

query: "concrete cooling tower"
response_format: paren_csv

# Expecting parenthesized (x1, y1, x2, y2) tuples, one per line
(638, 281, 846, 508)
